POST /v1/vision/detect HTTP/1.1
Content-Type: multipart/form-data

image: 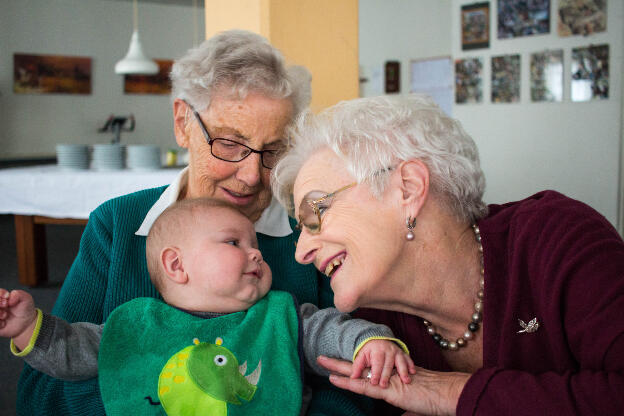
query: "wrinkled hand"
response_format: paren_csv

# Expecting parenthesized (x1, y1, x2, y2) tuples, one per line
(352, 339, 416, 387)
(318, 355, 471, 416)
(0, 289, 38, 343)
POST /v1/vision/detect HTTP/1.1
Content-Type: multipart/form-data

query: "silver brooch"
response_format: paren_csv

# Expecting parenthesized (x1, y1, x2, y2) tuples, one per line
(517, 318, 539, 334)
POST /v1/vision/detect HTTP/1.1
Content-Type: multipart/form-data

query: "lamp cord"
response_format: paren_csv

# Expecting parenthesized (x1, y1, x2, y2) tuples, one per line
(193, 0, 199, 47)
(133, 0, 138, 31)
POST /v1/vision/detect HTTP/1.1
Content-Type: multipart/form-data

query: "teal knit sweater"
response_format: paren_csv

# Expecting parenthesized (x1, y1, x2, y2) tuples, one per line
(17, 186, 372, 416)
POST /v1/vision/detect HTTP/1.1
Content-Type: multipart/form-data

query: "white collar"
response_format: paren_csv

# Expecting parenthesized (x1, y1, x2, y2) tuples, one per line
(135, 167, 293, 237)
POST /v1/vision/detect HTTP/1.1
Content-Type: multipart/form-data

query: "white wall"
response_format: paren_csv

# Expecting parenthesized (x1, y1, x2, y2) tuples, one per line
(360, 0, 622, 228)
(451, 0, 622, 228)
(359, 0, 451, 98)
(0, 0, 203, 159)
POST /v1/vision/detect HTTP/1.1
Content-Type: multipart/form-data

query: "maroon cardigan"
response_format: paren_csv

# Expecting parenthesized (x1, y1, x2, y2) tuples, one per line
(355, 191, 624, 415)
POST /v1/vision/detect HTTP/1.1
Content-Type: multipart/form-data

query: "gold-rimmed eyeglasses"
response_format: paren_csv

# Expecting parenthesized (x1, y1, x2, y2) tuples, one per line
(296, 183, 356, 234)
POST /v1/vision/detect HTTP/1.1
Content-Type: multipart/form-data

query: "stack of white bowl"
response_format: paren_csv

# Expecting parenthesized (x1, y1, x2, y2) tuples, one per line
(91, 144, 125, 170)
(127, 145, 161, 170)
(56, 144, 89, 170)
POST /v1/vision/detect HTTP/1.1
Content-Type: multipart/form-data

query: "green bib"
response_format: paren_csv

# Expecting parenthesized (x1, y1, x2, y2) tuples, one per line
(99, 291, 303, 416)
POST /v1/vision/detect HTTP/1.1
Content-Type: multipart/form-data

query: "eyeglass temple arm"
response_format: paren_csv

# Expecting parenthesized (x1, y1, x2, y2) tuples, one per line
(183, 100, 211, 139)
(312, 183, 356, 204)
(193, 111, 211, 138)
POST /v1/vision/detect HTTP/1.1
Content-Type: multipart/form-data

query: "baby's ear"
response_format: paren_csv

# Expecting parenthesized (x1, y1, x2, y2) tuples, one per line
(161, 246, 188, 284)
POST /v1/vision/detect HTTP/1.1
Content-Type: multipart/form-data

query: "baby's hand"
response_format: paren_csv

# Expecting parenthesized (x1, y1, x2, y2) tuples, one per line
(351, 339, 416, 388)
(0, 289, 37, 341)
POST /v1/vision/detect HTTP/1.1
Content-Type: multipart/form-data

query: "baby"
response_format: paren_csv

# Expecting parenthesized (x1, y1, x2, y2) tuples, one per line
(1, 198, 414, 415)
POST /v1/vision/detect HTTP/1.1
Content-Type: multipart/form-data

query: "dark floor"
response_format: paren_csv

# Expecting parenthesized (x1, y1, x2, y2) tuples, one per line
(0, 215, 84, 416)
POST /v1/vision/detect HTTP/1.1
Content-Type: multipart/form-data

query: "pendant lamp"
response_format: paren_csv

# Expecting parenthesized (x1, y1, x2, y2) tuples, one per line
(114, 0, 158, 75)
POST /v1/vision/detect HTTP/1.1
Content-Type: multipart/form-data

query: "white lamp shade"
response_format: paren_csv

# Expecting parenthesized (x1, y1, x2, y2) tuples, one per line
(115, 30, 159, 75)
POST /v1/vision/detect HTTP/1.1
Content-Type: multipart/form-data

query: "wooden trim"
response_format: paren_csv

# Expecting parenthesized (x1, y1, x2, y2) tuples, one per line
(14, 215, 48, 287)
(33, 216, 88, 225)
(0, 157, 55, 168)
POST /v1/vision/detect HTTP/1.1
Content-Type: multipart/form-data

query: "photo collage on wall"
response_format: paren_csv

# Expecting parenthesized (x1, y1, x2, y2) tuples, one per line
(461, 2, 490, 50)
(455, 58, 483, 103)
(530, 50, 563, 102)
(455, 0, 609, 104)
(558, 0, 607, 36)
(571, 44, 609, 101)
(497, 0, 550, 38)
(491, 54, 520, 103)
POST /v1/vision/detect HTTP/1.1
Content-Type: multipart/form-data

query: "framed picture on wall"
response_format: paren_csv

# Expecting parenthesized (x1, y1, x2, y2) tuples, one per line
(124, 59, 173, 95)
(13, 53, 92, 94)
(455, 57, 483, 104)
(384, 61, 401, 93)
(530, 50, 563, 102)
(461, 2, 490, 50)
(558, 0, 607, 37)
(491, 54, 521, 103)
(497, 0, 550, 39)
(571, 44, 609, 101)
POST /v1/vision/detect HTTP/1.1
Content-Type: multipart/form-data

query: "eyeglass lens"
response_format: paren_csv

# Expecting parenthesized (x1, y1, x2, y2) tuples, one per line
(191, 106, 282, 169)
(298, 191, 330, 233)
(211, 139, 281, 169)
(297, 183, 357, 233)
(211, 139, 251, 161)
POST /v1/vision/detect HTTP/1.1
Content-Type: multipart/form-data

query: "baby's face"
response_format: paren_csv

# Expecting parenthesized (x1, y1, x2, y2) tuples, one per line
(181, 207, 272, 313)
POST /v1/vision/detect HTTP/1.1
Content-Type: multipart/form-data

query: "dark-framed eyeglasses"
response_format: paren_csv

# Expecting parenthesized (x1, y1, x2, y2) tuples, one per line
(188, 104, 284, 169)
(296, 183, 356, 234)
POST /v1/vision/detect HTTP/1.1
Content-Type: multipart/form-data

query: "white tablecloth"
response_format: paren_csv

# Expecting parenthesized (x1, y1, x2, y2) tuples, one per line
(0, 165, 182, 219)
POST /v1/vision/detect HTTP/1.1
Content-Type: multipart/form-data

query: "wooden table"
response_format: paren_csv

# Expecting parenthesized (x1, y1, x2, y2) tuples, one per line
(0, 165, 182, 286)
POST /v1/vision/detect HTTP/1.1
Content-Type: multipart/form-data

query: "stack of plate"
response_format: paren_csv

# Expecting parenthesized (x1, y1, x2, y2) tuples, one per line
(127, 145, 161, 170)
(56, 144, 89, 170)
(92, 144, 125, 170)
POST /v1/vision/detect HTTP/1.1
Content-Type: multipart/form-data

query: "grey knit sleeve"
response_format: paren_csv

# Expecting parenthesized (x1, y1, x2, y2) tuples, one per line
(300, 303, 395, 376)
(22, 313, 103, 381)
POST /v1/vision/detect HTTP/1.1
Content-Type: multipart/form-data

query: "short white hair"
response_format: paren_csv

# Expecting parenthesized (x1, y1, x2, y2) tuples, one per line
(170, 29, 311, 116)
(272, 94, 487, 223)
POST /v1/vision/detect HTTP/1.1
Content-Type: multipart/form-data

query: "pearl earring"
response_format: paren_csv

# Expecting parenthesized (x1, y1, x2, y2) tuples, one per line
(406, 217, 416, 241)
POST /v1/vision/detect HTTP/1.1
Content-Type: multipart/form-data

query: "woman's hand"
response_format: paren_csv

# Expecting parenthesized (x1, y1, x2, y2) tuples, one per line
(318, 355, 471, 416)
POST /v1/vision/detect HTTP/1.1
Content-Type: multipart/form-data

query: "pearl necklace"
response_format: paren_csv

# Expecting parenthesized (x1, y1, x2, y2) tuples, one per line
(423, 224, 485, 351)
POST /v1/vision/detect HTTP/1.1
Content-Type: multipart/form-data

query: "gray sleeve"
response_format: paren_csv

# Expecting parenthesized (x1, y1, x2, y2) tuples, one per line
(22, 313, 103, 381)
(300, 303, 395, 376)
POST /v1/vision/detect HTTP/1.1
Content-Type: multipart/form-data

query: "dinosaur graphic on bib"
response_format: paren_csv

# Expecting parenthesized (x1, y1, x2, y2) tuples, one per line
(157, 337, 261, 416)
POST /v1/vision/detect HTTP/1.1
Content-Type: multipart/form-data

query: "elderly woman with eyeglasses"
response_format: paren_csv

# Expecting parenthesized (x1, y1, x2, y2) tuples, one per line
(272, 94, 624, 415)
(17, 30, 370, 416)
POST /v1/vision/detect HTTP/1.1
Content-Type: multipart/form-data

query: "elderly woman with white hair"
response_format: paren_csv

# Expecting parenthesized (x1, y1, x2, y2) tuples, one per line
(272, 94, 624, 415)
(17, 30, 370, 416)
